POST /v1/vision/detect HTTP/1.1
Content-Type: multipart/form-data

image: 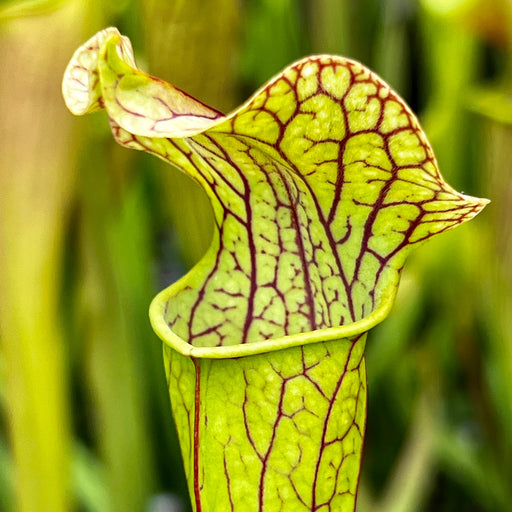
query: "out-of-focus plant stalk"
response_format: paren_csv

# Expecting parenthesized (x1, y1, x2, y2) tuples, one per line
(0, 2, 86, 510)
(308, 0, 353, 57)
(372, 0, 412, 100)
(141, 0, 240, 267)
(78, 160, 158, 512)
(420, 8, 479, 181)
(482, 121, 512, 488)
(477, 3, 512, 486)
(420, 1, 512, 508)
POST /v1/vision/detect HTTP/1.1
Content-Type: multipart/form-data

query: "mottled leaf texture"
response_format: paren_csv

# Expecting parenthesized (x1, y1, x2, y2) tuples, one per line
(63, 28, 487, 512)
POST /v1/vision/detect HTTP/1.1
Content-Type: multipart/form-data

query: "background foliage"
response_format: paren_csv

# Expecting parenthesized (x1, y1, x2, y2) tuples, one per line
(0, 0, 509, 511)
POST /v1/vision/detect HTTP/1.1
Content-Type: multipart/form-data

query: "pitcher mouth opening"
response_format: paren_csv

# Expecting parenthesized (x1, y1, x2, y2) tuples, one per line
(149, 278, 396, 360)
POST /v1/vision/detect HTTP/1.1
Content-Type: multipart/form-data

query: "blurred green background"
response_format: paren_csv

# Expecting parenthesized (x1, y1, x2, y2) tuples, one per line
(0, 0, 509, 511)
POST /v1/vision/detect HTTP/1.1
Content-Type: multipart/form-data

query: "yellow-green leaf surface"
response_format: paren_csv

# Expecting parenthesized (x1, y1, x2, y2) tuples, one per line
(63, 28, 488, 512)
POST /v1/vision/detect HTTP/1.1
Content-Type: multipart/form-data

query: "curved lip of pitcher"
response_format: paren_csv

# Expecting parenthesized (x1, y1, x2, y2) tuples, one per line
(149, 278, 396, 360)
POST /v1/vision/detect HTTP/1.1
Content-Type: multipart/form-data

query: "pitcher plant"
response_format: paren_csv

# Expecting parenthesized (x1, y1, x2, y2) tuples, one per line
(62, 28, 488, 512)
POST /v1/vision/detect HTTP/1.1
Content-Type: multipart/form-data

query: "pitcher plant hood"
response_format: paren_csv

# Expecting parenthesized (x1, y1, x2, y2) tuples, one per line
(63, 27, 487, 356)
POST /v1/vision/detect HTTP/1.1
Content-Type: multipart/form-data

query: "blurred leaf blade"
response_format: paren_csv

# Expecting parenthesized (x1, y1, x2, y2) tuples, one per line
(0, 1, 88, 510)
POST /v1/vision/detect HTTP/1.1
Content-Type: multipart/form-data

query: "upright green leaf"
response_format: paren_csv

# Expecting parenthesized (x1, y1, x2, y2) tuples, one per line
(0, 4, 86, 511)
(62, 28, 487, 511)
